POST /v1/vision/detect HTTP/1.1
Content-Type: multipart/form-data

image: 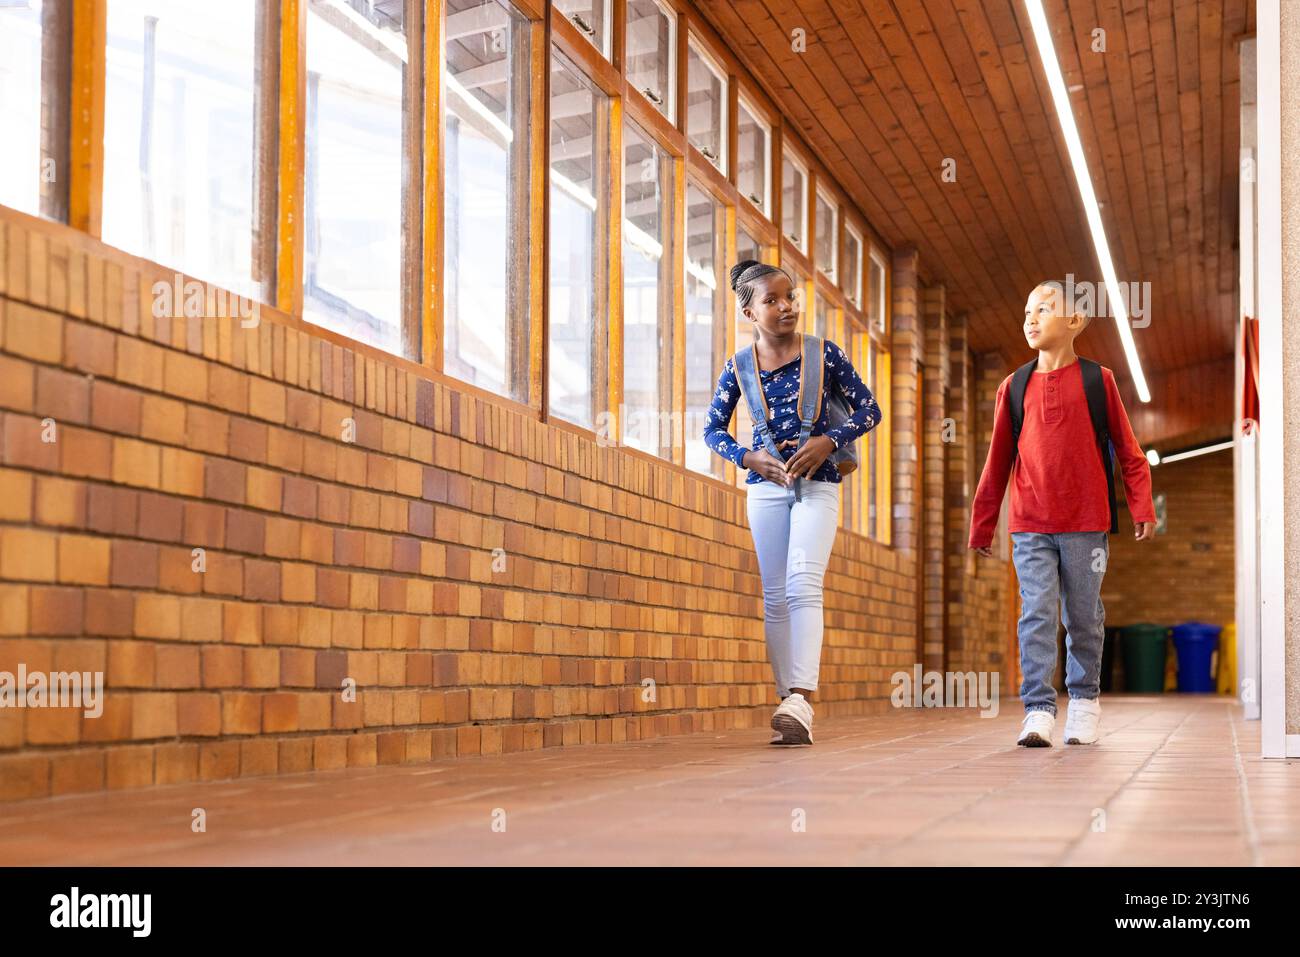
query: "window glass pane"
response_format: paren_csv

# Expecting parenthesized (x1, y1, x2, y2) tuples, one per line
(736, 99, 769, 216)
(815, 189, 837, 281)
(736, 224, 760, 263)
(844, 227, 862, 308)
(554, 0, 610, 58)
(731, 227, 773, 486)
(781, 150, 805, 251)
(684, 182, 723, 477)
(0, 1, 69, 221)
(304, 0, 409, 356)
(686, 40, 724, 170)
(814, 290, 829, 339)
(103, 0, 261, 299)
(869, 252, 887, 332)
(548, 51, 607, 430)
(626, 0, 674, 120)
(622, 120, 672, 457)
(444, 0, 531, 402)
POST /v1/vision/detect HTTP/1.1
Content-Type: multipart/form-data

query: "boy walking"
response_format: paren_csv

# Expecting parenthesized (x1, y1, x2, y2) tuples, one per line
(970, 282, 1156, 747)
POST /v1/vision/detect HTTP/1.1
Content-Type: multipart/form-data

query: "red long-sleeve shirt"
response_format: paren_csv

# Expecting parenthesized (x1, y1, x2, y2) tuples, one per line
(968, 359, 1155, 549)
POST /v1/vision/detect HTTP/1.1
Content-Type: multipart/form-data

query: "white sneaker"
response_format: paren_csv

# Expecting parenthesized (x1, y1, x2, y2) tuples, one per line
(1064, 697, 1101, 745)
(1017, 710, 1055, 747)
(771, 693, 814, 745)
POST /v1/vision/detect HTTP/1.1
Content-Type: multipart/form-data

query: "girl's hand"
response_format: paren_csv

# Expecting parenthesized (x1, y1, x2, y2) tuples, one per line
(1134, 521, 1156, 542)
(742, 449, 792, 486)
(783, 435, 835, 479)
(972, 545, 993, 558)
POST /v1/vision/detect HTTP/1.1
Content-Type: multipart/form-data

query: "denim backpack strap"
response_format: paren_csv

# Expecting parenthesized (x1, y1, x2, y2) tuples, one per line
(732, 346, 784, 463)
(788, 334, 824, 502)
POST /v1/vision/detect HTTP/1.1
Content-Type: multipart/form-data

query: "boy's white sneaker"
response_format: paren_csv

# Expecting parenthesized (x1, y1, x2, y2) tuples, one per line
(1017, 710, 1055, 747)
(1064, 697, 1101, 745)
(771, 693, 814, 745)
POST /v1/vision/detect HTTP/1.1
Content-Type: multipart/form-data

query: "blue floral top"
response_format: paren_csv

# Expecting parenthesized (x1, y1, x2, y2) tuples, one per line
(703, 339, 882, 484)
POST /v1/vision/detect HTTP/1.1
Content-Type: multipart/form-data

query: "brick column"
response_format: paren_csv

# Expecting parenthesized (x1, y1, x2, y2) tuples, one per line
(920, 284, 948, 673)
(944, 313, 973, 666)
(889, 247, 922, 555)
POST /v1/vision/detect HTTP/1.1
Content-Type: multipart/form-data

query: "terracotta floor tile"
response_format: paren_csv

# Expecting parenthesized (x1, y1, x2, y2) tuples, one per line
(2, 694, 1296, 866)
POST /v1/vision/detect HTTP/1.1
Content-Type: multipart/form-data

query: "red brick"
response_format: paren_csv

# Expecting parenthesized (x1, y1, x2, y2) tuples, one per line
(36, 366, 91, 425)
(183, 502, 226, 548)
(155, 645, 200, 688)
(205, 457, 247, 504)
(105, 746, 154, 790)
(177, 693, 221, 736)
(51, 751, 105, 796)
(221, 692, 261, 735)
(109, 540, 159, 589)
(136, 491, 184, 542)
(29, 586, 84, 634)
(201, 645, 242, 688)
(86, 486, 138, 535)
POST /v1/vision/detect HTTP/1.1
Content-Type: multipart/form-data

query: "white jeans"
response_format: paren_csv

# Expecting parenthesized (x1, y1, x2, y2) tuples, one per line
(745, 479, 841, 698)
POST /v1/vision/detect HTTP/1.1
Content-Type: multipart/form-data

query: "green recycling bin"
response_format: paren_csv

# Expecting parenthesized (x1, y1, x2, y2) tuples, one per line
(1121, 623, 1169, 692)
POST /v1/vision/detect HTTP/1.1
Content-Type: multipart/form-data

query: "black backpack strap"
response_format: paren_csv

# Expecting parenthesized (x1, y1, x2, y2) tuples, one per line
(1079, 358, 1119, 534)
(1007, 359, 1037, 458)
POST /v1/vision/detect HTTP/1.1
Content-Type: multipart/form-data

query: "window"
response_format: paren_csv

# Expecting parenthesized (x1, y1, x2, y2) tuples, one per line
(626, 0, 675, 121)
(554, 0, 611, 58)
(103, 0, 265, 300)
(622, 121, 673, 457)
(868, 249, 888, 333)
(732, 226, 763, 489)
(443, 0, 532, 403)
(844, 222, 863, 309)
(781, 147, 807, 252)
(0, 0, 70, 221)
(736, 97, 770, 217)
(786, 267, 807, 323)
(815, 187, 837, 281)
(303, 0, 412, 356)
(686, 37, 726, 171)
(736, 224, 760, 263)
(814, 290, 830, 339)
(684, 181, 724, 477)
(548, 50, 609, 430)
(866, 338, 878, 537)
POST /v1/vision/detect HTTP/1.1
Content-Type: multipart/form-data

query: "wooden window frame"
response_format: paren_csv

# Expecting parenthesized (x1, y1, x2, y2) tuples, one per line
(780, 144, 809, 255)
(814, 182, 838, 284)
(735, 90, 771, 219)
(844, 218, 864, 310)
(28, 0, 905, 549)
(684, 31, 727, 175)
(623, 0, 676, 122)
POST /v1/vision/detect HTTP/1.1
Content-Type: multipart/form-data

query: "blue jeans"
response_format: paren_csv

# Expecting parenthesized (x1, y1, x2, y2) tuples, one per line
(746, 479, 840, 697)
(1010, 531, 1108, 715)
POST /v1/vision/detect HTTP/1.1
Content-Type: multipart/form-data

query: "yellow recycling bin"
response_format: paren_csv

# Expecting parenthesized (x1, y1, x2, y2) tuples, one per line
(1217, 622, 1237, 696)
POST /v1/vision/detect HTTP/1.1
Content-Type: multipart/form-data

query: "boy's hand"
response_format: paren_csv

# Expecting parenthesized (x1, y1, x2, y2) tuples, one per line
(971, 545, 993, 558)
(742, 449, 792, 487)
(1134, 521, 1156, 542)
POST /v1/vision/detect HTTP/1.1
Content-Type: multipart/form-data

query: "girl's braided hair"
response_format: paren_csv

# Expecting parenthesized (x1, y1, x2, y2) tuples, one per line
(729, 259, 790, 310)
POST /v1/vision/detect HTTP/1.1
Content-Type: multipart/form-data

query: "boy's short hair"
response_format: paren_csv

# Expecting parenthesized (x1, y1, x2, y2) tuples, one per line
(1032, 279, 1090, 331)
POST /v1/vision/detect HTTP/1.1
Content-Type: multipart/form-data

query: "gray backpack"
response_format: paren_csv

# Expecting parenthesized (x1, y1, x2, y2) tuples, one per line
(732, 333, 859, 501)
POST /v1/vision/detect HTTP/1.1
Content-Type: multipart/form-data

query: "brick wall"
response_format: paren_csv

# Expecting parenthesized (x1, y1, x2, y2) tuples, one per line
(1102, 449, 1234, 629)
(947, 351, 1013, 680)
(920, 285, 948, 672)
(0, 210, 964, 800)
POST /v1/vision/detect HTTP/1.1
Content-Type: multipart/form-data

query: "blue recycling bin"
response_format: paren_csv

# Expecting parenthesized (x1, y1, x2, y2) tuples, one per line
(1171, 622, 1221, 693)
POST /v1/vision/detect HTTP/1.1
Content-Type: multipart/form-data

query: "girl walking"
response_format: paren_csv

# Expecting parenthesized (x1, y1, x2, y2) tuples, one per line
(703, 260, 882, 745)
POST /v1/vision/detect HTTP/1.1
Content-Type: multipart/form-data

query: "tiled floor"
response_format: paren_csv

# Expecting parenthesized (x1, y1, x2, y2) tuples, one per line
(2, 694, 1297, 866)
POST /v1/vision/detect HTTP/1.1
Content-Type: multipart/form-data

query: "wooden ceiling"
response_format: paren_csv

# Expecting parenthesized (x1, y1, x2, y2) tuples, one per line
(693, 0, 1253, 444)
